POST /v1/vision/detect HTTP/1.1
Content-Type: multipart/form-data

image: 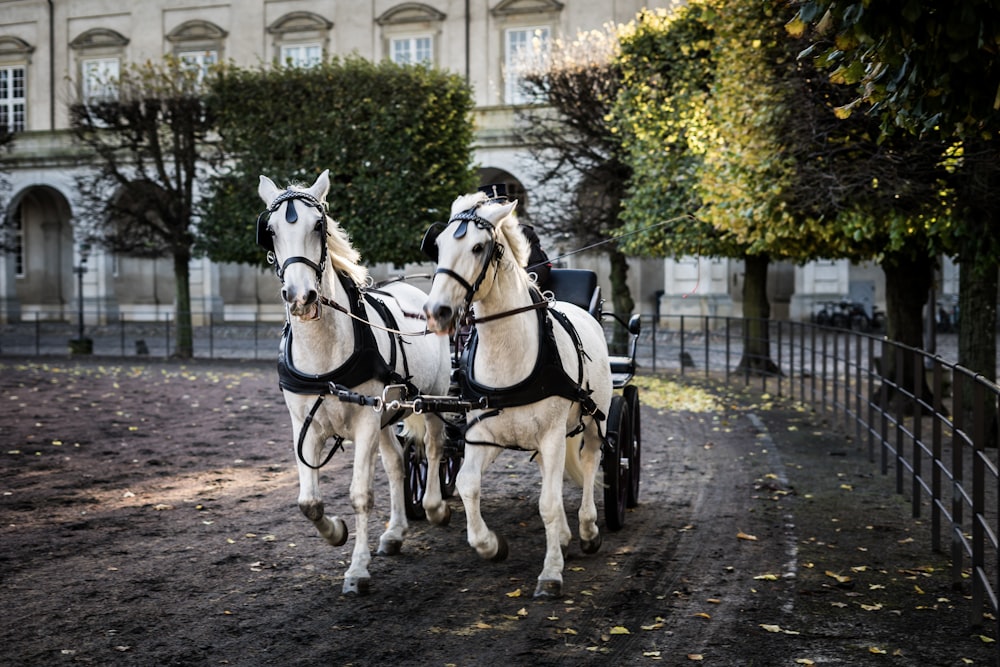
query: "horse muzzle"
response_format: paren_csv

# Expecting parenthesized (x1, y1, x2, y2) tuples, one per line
(423, 302, 459, 336)
(284, 287, 321, 321)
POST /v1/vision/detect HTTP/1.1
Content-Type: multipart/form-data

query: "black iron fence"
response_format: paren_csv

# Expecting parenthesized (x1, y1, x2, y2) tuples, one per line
(2, 309, 997, 649)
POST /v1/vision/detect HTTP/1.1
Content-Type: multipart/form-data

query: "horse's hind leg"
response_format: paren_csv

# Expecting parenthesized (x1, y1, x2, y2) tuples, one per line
(575, 425, 602, 554)
(343, 425, 382, 595)
(534, 437, 569, 598)
(419, 413, 451, 526)
(456, 445, 507, 562)
(375, 426, 408, 556)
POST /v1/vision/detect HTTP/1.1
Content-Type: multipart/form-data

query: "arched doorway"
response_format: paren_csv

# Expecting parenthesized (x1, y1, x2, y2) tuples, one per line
(477, 168, 530, 223)
(3, 186, 74, 321)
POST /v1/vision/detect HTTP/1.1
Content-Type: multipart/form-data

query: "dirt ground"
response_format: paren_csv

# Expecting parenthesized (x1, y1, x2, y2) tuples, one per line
(0, 357, 996, 667)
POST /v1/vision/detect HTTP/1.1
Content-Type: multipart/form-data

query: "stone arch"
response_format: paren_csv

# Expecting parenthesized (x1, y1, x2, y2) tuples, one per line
(478, 167, 531, 223)
(3, 185, 74, 318)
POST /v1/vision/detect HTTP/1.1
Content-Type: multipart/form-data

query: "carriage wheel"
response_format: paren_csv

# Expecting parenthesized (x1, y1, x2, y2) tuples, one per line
(402, 436, 428, 521)
(624, 384, 641, 508)
(603, 395, 630, 531)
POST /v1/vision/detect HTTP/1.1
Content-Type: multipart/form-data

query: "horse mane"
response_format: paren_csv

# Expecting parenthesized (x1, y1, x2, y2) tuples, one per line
(324, 215, 368, 286)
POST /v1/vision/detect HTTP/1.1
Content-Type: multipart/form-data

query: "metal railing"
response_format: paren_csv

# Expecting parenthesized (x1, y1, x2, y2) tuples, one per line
(2, 308, 997, 648)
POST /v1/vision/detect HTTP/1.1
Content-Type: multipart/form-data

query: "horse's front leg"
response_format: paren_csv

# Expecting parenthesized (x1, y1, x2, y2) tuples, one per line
(343, 421, 381, 596)
(375, 424, 408, 556)
(574, 426, 603, 555)
(419, 413, 451, 526)
(534, 435, 569, 598)
(456, 444, 506, 562)
(294, 416, 348, 548)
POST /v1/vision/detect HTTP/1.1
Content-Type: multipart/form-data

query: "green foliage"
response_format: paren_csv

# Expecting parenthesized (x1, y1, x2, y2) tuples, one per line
(201, 57, 477, 266)
(796, 0, 1000, 140)
(612, 3, 732, 258)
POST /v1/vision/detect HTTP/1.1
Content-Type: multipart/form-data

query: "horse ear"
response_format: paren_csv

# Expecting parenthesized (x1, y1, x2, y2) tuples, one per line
(310, 170, 331, 203)
(258, 175, 280, 205)
(495, 199, 518, 222)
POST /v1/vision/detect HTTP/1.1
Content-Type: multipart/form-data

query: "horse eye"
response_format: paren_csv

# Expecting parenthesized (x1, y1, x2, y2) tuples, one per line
(472, 242, 484, 254)
(313, 219, 323, 232)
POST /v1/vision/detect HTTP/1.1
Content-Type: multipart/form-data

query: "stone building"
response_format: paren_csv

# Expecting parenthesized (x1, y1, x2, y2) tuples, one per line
(0, 1, 948, 328)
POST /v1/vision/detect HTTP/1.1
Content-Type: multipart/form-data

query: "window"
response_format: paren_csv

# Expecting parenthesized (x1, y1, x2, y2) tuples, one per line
(390, 36, 432, 65)
(81, 58, 119, 105)
(279, 43, 322, 68)
(504, 27, 550, 105)
(178, 50, 218, 83)
(0, 66, 26, 132)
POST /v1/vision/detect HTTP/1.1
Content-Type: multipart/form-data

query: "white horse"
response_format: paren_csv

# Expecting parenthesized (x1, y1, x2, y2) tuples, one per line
(422, 193, 613, 598)
(257, 170, 452, 595)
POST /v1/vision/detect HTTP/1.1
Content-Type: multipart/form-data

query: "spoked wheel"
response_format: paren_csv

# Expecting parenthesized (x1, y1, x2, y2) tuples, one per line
(402, 436, 429, 521)
(624, 384, 641, 508)
(401, 431, 464, 521)
(603, 394, 631, 531)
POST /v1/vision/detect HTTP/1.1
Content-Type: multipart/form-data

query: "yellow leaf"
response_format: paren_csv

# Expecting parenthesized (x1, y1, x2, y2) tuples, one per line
(795, 660, 815, 666)
(506, 588, 522, 598)
(914, 585, 925, 594)
(754, 573, 779, 581)
(860, 603, 883, 611)
(760, 624, 783, 633)
(475, 622, 492, 629)
(737, 531, 758, 541)
(609, 626, 630, 635)
(869, 647, 886, 654)
(687, 655, 704, 662)
(979, 635, 997, 644)
(898, 537, 914, 544)
(825, 571, 851, 583)
(561, 628, 578, 635)
(785, 16, 807, 38)
(643, 651, 662, 658)
(693, 612, 711, 620)
(839, 484, 853, 491)
(516, 608, 528, 617)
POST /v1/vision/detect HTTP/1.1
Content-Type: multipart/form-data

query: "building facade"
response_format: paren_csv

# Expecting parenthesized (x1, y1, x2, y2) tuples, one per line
(0, 0, 946, 327)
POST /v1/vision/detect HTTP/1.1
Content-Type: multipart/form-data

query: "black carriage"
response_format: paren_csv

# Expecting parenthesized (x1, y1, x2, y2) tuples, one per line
(396, 268, 642, 531)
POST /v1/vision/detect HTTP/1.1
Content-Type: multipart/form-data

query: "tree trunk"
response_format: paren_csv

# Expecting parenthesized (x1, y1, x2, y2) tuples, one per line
(877, 251, 934, 411)
(736, 253, 779, 375)
(608, 247, 634, 355)
(173, 250, 194, 359)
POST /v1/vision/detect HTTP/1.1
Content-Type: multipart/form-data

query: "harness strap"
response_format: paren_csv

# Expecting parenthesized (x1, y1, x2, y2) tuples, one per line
(295, 395, 346, 470)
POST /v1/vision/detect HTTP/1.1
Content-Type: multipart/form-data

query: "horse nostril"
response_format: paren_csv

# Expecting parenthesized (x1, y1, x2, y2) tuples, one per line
(281, 288, 290, 303)
(436, 305, 453, 323)
(305, 289, 318, 305)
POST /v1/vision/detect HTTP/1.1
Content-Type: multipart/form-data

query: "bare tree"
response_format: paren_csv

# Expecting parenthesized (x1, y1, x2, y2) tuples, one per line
(516, 26, 635, 349)
(69, 56, 221, 358)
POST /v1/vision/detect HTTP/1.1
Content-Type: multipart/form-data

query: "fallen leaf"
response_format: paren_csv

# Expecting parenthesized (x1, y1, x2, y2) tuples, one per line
(979, 635, 996, 644)
(795, 660, 815, 666)
(687, 655, 704, 662)
(869, 647, 886, 654)
(754, 573, 779, 581)
(737, 532, 758, 541)
(506, 588, 522, 598)
(825, 571, 851, 584)
(609, 626, 630, 635)
(693, 612, 711, 620)
(860, 603, 883, 611)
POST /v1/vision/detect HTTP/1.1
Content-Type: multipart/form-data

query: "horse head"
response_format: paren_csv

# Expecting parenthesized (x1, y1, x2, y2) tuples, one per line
(257, 170, 332, 321)
(422, 192, 525, 335)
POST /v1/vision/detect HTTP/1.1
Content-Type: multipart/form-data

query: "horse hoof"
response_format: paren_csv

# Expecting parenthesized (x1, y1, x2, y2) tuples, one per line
(534, 579, 562, 598)
(342, 576, 370, 596)
(430, 504, 452, 527)
(377, 539, 402, 556)
(490, 535, 509, 562)
(327, 518, 348, 547)
(581, 533, 602, 554)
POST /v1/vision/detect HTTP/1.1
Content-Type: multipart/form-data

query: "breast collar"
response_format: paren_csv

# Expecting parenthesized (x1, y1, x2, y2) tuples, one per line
(455, 289, 600, 418)
(277, 271, 413, 396)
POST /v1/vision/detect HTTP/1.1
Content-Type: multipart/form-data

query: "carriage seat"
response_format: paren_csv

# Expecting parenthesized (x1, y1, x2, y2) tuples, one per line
(546, 268, 602, 319)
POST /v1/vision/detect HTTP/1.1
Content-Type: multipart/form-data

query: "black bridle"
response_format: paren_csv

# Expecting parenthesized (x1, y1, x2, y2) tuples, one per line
(425, 207, 505, 320)
(257, 189, 329, 283)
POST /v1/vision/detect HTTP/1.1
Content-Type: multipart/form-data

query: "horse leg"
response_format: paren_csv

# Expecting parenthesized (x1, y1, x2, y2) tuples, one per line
(295, 425, 348, 548)
(575, 426, 602, 554)
(455, 444, 507, 562)
(420, 413, 451, 526)
(375, 426, 408, 556)
(343, 424, 380, 596)
(534, 437, 569, 598)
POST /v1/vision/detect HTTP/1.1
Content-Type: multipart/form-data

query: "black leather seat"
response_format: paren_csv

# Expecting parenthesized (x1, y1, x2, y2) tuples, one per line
(547, 268, 602, 319)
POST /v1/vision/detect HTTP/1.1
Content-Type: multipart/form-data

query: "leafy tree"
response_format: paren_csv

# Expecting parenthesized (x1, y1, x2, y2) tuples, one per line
(202, 57, 477, 267)
(514, 25, 635, 349)
(793, 0, 1000, 391)
(68, 56, 222, 358)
